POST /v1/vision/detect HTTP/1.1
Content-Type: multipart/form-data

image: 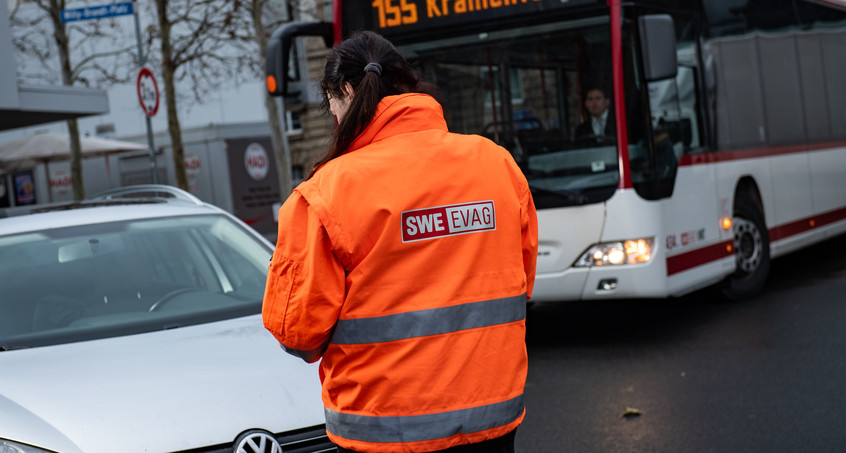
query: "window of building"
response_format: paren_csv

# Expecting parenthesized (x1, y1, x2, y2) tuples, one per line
(286, 110, 302, 135)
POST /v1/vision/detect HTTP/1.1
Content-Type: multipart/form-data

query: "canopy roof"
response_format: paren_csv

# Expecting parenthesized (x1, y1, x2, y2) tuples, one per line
(0, 132, 146, 171)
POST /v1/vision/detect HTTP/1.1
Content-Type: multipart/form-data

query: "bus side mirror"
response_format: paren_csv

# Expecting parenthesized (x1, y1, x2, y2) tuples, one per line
(266, 22, 334, 97)
(639, 15, 677, 82)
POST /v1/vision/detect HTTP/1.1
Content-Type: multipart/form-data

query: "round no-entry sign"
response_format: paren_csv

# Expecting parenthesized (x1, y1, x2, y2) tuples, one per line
(137, 67, 159, 117)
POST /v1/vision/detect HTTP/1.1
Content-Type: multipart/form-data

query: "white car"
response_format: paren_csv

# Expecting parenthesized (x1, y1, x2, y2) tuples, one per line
(0, 186, 331, 453)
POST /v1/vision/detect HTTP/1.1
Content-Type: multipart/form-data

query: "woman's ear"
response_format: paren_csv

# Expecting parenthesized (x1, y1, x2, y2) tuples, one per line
(341, 81, 355, 99)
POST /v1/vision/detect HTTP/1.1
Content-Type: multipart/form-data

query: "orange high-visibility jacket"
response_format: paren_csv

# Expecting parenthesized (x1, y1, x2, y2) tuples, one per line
(263, 93, 538, 452)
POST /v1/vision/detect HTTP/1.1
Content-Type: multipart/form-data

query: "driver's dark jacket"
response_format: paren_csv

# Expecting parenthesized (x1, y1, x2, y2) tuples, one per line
(575, 111, 616, 139)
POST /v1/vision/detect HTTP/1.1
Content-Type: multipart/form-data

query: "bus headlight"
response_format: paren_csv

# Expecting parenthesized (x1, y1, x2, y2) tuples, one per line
(574, 238, 654, 267)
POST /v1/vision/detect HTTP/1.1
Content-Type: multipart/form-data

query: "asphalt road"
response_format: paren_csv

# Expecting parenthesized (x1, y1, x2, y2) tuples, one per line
(516, 233, 846, 453)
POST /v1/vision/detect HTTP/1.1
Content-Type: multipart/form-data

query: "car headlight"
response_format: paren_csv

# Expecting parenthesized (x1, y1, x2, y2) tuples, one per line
(1, 439, 56, 453)
(574, 238, 654, 267)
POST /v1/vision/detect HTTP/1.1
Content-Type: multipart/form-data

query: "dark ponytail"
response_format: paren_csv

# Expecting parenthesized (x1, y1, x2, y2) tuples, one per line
(311, 31, 441, 179)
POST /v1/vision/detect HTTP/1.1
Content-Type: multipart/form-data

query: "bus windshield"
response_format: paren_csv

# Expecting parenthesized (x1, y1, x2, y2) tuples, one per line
(403, 15, 619, 208)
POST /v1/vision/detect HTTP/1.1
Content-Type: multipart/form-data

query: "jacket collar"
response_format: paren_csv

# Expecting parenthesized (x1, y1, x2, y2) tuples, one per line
(346, 93, 447, 154)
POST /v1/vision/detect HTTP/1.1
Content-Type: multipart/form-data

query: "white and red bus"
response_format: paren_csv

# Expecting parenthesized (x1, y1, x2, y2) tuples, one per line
(267, 0, 846, 301)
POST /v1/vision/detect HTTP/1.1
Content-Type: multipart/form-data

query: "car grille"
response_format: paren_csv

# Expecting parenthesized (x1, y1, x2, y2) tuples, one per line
(175, 424, 337, 453)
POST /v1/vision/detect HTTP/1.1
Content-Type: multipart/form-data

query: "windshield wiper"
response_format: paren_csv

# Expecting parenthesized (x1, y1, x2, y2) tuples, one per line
(529, 184, 587, 204)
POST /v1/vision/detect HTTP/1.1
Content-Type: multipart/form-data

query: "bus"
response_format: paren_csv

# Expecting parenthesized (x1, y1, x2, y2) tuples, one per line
(266, 0, 846, 302)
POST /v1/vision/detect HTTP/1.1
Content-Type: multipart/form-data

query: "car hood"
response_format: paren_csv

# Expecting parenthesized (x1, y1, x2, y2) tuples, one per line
(0, 315, 325, 453)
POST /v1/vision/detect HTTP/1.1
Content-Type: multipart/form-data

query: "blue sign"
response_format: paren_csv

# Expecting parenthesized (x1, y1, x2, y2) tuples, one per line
(60, 2, 134, 23)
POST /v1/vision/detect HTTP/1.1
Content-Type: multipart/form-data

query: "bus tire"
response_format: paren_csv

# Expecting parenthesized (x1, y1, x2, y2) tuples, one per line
(719, 195, 770, 301)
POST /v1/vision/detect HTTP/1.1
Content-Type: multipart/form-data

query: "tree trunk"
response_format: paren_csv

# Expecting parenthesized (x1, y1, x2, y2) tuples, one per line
(155, 0, 188, 190)
(252, 0, 293, 200)
(67, 118, 84, 200)
(48, 0, 85, 200)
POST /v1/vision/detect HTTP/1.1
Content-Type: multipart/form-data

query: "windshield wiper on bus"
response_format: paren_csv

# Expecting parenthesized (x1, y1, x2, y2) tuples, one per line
(529, 184, 587, 204)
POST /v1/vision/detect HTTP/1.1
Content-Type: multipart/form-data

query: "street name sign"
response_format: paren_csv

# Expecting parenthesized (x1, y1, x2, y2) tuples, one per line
(60, 2, 134, 23)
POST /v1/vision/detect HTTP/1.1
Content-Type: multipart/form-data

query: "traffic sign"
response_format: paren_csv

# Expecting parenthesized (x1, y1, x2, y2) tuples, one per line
(136, 67, 160, 118)
(60, 2, 134, 23)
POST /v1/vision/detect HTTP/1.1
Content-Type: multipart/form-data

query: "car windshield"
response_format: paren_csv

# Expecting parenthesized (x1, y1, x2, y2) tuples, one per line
(0, 214, 271, 349)
(404, 13, 619, 208)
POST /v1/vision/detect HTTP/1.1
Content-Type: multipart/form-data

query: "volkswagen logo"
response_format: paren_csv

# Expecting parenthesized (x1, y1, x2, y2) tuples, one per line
(233, 429, 282, 453)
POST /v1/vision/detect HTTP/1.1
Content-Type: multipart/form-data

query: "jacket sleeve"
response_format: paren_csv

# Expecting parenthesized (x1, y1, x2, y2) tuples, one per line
(520, 182, 539, 300)
(262, 190, 346, 363)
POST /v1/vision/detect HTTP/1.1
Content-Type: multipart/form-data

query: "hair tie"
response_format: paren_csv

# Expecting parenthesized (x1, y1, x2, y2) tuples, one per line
(364, 62, 382, 76)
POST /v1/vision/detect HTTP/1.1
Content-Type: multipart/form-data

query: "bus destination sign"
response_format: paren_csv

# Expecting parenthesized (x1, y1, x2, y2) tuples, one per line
(346, 0, 598, 39)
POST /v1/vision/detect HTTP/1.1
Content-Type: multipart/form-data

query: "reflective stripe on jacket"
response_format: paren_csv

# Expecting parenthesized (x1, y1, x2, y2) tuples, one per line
(263, 93, 538, 452)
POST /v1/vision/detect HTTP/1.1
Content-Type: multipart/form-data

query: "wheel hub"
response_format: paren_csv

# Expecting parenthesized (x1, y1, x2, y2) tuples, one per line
(733, 218, 762, 273)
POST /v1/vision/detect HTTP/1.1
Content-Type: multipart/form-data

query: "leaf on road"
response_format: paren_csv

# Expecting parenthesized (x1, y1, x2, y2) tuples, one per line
(621, 407, 642, 419)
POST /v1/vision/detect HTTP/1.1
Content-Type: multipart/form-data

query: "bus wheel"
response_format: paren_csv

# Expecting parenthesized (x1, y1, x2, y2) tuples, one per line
(720, 196, 770, 301)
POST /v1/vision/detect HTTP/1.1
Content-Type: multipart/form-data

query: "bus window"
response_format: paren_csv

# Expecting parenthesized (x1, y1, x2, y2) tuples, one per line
(645, 51, 701, 152)
(796, 1, 846, 143)
(405, 16, 619, 209)
(623, 5, 705, 200)
(703, 0, 846, 149)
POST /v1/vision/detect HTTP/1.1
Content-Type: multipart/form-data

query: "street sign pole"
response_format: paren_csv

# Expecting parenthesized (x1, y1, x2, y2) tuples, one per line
(133, 2, 158, 184)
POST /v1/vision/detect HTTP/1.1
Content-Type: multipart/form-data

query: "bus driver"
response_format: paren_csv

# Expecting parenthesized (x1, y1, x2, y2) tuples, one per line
(575, 87, 616, 141)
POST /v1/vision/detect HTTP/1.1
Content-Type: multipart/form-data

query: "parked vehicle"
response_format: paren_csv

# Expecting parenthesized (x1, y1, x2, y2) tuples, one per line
(0, 185, 333, 453)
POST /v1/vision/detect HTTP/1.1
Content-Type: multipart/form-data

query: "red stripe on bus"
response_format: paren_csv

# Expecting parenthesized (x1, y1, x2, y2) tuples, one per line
(667, 206, 846, 276)
(678, 140, 846, 166)
(769, 206, 846, 241)
(666, 240, 734, 276)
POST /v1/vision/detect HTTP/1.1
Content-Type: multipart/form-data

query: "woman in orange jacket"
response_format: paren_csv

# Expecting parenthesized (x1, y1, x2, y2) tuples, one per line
(263, 31, 538, 453)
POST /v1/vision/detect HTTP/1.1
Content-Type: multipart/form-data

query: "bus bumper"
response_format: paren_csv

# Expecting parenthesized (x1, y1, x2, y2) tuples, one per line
(531, 259, 670, 302)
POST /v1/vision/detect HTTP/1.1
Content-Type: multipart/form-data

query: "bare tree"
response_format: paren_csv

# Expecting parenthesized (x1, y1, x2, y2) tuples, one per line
(12, 0, 320, 198)
(9, 0, 135, 200)
(147, 0, 248, 191)
(225, 0, 326, 199)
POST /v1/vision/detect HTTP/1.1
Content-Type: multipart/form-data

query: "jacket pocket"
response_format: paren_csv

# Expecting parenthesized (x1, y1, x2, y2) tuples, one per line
(262, 256, 299, 338)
